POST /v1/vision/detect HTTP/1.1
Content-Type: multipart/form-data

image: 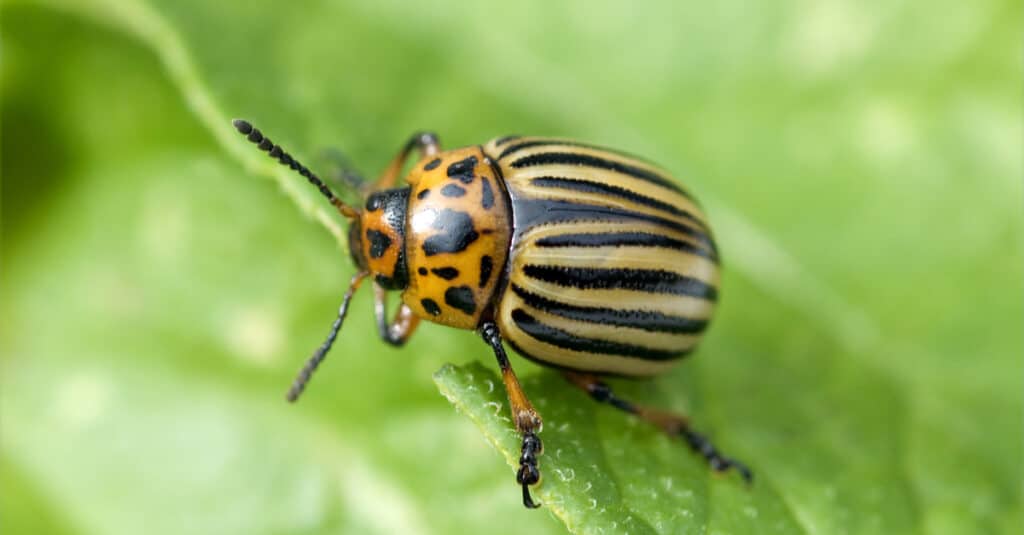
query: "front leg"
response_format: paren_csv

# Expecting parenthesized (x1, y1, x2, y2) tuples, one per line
(479, 322, 543, 509)
(373, 283, 420, 346)
(374, 131, 441, 190)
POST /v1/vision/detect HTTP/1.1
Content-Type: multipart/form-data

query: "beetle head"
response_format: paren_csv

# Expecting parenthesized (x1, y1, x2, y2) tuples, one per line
(349, 188, 410, 290)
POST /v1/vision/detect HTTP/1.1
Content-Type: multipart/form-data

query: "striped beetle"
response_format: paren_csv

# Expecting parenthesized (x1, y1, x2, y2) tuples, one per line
(232, 120, 751, 508)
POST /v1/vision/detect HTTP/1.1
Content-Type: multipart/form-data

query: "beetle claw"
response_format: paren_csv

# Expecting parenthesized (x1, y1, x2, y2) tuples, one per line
(680, 428, 753, 483)
(516, 431, 542, 508)
(521, 483, 540, 508)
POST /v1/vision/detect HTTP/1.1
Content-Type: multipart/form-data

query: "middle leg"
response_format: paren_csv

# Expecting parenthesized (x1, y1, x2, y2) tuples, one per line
(480, 321, 544, 508)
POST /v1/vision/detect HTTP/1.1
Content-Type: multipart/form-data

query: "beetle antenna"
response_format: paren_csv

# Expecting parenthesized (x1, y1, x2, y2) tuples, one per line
(286, 272, 369, 402)
(232, 119, 359, 218)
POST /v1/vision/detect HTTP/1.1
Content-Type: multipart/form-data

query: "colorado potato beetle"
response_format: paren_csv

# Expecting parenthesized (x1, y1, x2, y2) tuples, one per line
(232, 120, 751, 508)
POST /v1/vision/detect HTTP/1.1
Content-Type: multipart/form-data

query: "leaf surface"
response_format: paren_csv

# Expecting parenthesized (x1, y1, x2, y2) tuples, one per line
(2, 1, 1020, 534)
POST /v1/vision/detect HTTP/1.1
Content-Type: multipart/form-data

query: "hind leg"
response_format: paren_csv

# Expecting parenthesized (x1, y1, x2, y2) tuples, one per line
(564, 371, 752, 482)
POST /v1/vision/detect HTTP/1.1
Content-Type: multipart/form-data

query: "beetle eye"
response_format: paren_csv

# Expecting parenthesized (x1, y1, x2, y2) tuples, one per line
(365, 193, 383, 211)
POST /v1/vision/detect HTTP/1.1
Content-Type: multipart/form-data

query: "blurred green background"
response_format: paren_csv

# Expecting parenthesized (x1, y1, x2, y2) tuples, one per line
(2, 1, 1020, 534)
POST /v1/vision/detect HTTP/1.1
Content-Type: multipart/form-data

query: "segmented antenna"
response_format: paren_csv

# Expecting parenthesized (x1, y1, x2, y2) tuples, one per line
(286, 272, 368, 402)
(232, 119, 358, 218)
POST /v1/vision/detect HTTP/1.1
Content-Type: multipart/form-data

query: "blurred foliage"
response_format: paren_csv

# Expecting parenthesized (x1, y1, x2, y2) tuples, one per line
(1, 0, 1021, 534)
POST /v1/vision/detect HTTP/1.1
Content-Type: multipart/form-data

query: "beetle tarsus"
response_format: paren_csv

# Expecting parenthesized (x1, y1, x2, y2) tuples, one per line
(520, 483, 540, 509)
(517, 431, 542, 508)
(679, 427, 753, 483)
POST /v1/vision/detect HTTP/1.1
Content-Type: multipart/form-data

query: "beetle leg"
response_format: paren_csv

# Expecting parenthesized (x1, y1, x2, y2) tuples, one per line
(563, 371, 752, 483)
(373, 131, 441, 191)
(373, 283, 421, 346)
(480, 322, 543, 509)
(319, 147, 367, 192)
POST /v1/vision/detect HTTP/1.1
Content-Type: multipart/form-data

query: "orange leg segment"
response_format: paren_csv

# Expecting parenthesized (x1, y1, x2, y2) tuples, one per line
(373, 131, 441, 191)
(373, 283, 421, 346)
(480, 322, 543, 509)
(564, 371, 752, 482)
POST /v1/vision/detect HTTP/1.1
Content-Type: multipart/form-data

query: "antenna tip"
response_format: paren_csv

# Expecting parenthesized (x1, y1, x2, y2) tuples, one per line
(232, 119, 253, 134)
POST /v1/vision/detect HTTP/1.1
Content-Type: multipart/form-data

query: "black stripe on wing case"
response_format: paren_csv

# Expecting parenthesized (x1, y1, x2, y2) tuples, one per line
(534, 231, 717, 262)
(511, 309, 686, 360)
(493, 135, 522, 146)
(513, 198, 717, 256)
(511, 284, 708, 334)
(522, 265, 718, 300)
(496, 139, 650, 164)
(510, 151, 689, 197)
(530, 176, 707, 231)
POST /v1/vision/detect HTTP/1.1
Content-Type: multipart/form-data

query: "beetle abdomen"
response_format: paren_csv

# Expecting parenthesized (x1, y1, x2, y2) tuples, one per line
(484, 137, 719, 376)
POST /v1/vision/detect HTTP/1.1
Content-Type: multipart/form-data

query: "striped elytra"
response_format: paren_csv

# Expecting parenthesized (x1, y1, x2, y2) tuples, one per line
(232, 120, 748, 511)
(481, 137, 719, 377)
(392, 136, 718, 375)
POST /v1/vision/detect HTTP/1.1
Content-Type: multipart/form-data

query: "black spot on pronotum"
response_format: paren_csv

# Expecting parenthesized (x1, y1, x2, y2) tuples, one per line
(445, 286, 477, 315)
(441, 184, 467, 198)
(422, 209, 479, 256)
(479, 255, 493, 288)
(447, 155, 477, 184)
(417, 189, 431, 200)
(418, 267, 428, 276)
(424, 158, 442, 171)
(366, 229, 392, 259)
(421, 298, 441, 316)
(481, 177, 495, 209)
(431, 267, 460, 280)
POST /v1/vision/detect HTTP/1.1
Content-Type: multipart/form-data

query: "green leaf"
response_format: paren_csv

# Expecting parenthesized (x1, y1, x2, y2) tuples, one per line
(435, 362, 807, 534)
(2, 0, 1020, 534)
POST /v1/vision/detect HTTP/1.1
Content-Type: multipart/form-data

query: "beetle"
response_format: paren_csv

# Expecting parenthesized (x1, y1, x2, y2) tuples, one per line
(232, 119, 751, 508)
